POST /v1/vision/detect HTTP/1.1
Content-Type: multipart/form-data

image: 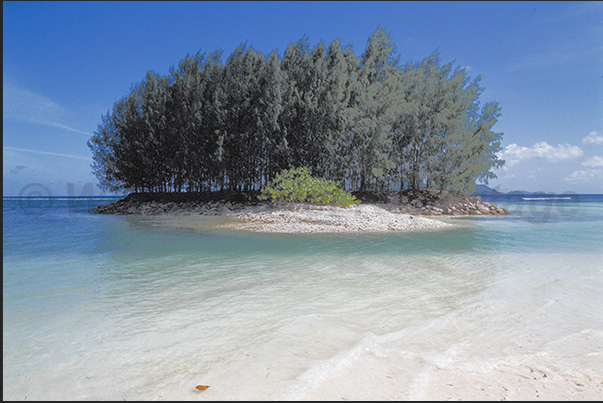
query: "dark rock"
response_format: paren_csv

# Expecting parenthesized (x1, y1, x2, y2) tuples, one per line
(410, 199, 424, 208)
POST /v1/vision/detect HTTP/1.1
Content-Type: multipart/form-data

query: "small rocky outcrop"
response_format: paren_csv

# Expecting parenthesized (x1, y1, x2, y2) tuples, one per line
(90, 191, 264, 216)
(352, 189, 509, 216)
(90, 189, 508, 216)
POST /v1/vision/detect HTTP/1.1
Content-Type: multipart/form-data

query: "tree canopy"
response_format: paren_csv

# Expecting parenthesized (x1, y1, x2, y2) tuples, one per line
(88, 26, 504, 194)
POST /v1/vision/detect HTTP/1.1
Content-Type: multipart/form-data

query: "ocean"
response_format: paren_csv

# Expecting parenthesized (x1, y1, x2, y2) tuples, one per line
(3, 195, 603, 400)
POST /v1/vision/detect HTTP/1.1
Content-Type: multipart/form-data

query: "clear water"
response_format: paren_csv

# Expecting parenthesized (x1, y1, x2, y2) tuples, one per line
(3, 196, 603, 400)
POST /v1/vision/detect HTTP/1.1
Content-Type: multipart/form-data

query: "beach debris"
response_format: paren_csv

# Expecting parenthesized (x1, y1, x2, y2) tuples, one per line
(195, 385, 210, 391)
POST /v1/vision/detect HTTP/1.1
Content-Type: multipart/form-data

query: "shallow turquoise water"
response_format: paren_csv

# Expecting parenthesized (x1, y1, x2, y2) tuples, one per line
(3, 196, 603, 400)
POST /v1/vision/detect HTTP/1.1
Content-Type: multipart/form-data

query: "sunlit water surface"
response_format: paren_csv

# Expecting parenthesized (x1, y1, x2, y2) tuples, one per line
(3, 196, 603, 400)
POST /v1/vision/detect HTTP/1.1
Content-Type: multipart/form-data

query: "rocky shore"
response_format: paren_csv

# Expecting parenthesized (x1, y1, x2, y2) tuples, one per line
(89, 190, 508, 233)
(352, 189, 509, 216)
(91, 189, 509, 217)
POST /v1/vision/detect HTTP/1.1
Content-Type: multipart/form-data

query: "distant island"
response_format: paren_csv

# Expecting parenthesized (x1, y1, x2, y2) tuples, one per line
(474, 184, 503, 195)
(473, 185, 578, 197)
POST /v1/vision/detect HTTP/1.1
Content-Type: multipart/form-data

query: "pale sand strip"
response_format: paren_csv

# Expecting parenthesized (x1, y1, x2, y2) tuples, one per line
(218, 203, 451, 233)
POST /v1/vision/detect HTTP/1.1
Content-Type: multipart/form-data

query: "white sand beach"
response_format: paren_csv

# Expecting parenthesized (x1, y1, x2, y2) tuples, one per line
(218, 203, 452, 233)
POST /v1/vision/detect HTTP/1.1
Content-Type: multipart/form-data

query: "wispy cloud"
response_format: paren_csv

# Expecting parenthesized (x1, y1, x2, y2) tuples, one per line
(4, 146, 92, 161)
(47, 122, 94, 136)
(499, 141, 583, 168)
(583, 131, 603, 145)
(507, 48, 600, 72)
(2, 78, 94, 137)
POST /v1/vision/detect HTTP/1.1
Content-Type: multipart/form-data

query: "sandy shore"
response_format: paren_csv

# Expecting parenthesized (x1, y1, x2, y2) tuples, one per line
(296, 360, 603, 401)
(217, 203, 451, 233)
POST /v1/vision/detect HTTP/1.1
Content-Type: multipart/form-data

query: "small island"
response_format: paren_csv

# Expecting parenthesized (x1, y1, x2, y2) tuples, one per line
(88, 27, 508, 233)
(91, 185, 508, 234)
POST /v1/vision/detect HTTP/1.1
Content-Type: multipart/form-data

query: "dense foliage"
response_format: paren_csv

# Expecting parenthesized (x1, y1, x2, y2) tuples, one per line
(259, 167, 360, 207)
(88, 26, 504, 194)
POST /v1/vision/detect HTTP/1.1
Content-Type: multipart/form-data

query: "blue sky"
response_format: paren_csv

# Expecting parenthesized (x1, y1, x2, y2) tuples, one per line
(3, 1, 603, 196)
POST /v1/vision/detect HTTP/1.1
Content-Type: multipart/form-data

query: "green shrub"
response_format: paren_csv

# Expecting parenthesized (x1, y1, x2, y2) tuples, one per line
(259, 167, 360, 208)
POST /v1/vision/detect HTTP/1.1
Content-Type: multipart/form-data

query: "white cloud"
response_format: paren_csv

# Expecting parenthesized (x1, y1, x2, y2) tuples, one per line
(563, 169, 603, 183)
(498, 172, 516, 179)
(582, 131, 603, 145)
(582, 156, 603, 168)
(500, 141, 584, 168)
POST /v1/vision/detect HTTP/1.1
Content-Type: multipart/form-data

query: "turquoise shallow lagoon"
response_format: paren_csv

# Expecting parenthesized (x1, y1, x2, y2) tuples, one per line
(3, 195, 603, 400)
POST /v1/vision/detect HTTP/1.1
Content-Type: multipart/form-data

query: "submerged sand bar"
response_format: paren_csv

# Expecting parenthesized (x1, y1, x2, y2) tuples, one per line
(218, 203, 451, 233)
